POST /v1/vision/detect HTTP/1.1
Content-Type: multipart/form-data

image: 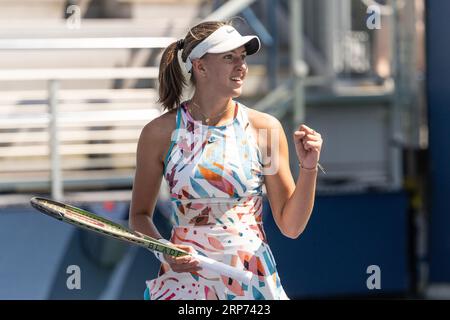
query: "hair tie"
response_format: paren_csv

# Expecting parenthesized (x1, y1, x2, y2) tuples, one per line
(176, 39, 185, 50)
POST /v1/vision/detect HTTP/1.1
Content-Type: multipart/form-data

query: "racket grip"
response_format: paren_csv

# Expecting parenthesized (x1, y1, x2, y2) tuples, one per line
(192, 253, 253, 284)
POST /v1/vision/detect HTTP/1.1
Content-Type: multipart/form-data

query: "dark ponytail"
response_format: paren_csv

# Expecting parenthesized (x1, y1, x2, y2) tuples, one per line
(157, 20, 230, 112)
(157, 41, 187, 112)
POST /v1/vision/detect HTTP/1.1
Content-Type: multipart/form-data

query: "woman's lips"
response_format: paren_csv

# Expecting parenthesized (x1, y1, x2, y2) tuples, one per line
(230, 78, 243, 85)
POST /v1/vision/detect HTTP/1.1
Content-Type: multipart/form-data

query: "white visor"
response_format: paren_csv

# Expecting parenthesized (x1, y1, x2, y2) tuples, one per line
(185, 25, 260, 73)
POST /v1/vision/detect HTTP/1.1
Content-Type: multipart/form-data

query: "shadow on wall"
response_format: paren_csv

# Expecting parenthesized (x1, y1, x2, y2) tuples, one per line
(46, 201, 172, 300)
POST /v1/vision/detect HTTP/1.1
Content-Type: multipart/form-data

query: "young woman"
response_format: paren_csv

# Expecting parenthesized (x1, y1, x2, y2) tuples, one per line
(129, 20, 323, 300)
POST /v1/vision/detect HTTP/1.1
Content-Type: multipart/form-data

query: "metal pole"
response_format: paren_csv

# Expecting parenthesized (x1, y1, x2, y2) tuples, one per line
(290, 0, 306, 125)
(390, 0, 404, 190)
(268, 0, 278, 89)
(204, 0, 257, 21)
(324, 0, 338, 87)
(289, 0, 306, 177)
(49, 79, 63, 201)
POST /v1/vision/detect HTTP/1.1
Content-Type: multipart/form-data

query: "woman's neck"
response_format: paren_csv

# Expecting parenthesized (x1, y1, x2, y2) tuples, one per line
(188, 95, 234, 125)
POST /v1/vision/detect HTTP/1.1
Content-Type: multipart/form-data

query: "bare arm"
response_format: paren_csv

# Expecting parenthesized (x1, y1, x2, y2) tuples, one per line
(263, 117, 320, 239)
(129, 116, 201, 273)
(129, 120, 165, 239)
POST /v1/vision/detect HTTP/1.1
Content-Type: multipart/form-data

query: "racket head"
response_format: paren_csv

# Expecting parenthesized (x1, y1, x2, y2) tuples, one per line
(30, 197, 64, 220)
(30, 197, 253, 283)
(30, 197, 188, 258)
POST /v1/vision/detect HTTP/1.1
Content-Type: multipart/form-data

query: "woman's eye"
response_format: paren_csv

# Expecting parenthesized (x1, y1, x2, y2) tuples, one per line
(223, 54, 246, 61)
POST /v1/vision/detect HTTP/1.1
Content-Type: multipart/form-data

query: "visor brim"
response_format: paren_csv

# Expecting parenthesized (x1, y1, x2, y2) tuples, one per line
(206, 35, 260, 56)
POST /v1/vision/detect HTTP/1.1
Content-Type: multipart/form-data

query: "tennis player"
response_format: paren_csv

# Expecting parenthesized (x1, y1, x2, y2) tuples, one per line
(129, 20, 323, 300)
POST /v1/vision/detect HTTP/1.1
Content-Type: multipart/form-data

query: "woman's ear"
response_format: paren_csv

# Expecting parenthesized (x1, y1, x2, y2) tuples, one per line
(192, 59, 207, 77)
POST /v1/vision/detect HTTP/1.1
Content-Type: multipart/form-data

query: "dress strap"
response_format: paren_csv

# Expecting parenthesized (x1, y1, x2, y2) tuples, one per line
(179, 102, 190, 127)
(236, 102, 250, 128)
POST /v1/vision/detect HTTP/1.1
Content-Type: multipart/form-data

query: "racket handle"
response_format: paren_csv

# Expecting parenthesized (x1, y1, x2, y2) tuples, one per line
(192, 253, 253, 284)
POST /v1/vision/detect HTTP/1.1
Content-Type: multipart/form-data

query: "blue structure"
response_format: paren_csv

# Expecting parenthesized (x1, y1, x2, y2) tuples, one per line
(0, 192, 409, 299)
(264, 192, 410, 298)
(426, 0, 450, 283)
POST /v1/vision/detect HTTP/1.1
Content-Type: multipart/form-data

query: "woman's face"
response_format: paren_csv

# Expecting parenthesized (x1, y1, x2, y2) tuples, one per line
(195, 45, 248, 98)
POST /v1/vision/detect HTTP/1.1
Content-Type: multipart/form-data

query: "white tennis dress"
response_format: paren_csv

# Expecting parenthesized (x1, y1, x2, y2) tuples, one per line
(144, 100, 289, 300)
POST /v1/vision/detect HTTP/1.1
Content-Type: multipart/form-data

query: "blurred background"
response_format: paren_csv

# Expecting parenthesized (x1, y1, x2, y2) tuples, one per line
(0, 0, 448, 300)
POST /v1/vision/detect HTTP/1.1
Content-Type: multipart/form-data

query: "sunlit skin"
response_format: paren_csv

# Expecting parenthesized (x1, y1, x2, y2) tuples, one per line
(129, 42, 323, 274)
(187, 45, 248, 125)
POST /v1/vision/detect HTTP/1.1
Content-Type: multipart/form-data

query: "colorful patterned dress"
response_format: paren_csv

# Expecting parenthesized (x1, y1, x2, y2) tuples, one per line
(144, 100, 289, 300)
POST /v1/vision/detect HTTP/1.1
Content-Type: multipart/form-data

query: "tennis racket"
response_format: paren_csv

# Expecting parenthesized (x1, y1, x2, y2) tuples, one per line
(30, 197, 252, 284)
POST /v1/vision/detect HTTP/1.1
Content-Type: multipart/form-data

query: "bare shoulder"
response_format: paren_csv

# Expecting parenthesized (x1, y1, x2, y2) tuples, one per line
(244, 106, 284, 153)
(142, 108, 177, 134)
(139, 108, 178, 162)
(245, 107, 283, 131)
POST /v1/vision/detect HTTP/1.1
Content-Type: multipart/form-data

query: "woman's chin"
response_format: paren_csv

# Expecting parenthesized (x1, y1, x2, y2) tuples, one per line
(231, 87, 243, 97)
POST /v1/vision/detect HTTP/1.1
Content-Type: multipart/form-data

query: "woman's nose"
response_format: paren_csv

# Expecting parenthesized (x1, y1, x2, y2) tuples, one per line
(235, 57, 247, 70)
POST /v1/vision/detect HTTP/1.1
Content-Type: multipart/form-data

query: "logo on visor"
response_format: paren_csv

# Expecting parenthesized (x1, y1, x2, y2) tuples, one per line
(226, 28, 235, 33)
